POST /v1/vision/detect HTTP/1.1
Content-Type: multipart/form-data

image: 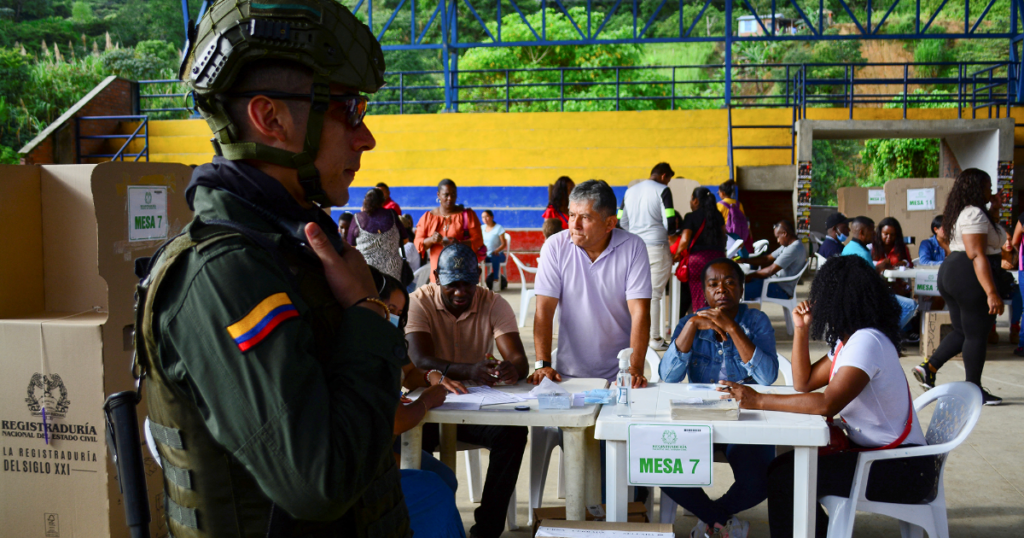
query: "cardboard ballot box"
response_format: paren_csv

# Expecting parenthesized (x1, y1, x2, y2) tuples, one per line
(1, 163, 194, 538)
(532, 502, 649, 537)
(535, 520, 673, 538)
(922, 310, 960, 360)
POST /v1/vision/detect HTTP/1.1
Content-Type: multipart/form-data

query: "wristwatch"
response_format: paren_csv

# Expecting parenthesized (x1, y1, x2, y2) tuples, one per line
(535, 360, 551, 370)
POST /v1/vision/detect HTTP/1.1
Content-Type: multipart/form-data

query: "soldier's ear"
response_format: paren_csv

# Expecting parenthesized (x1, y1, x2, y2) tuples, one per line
(247, 96, 299, 149)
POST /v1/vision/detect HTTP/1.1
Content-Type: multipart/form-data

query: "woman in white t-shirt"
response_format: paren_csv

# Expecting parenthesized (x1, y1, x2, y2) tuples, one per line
(720, 256, 938, 537)
(913, 169, 1007, 405)
(480, 210, 508, 289)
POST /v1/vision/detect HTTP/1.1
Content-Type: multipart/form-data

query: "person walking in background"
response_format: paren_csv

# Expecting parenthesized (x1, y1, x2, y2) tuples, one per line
(542, 175, 574, 228)
(347, 188, 409, 282)
(918, 215, 946, 265)
(481, 209, 508, 290)
(743, 220, 807, 302)
(620, 162, 681, 349)
(717, 179, 752, 252)
(817, 212, 849, 259)
(913, 168, 1007, 405)
(414, 179, 485, 284)
(675, 187, 728, 312)
(376, 182, 402, 215)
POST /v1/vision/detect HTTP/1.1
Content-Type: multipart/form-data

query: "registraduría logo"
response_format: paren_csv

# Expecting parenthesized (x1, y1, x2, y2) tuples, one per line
(25, 373, 70, 418)
(662, 429, 677, 445)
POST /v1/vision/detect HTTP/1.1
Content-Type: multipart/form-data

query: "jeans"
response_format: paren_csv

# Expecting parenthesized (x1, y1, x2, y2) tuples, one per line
(894, 293, 919, 331)
(484, 253, 506, 283)
(421, 423, 527, 538)
(743, 281, 789, 301)
(647, 243, 673, 339)
(661, 443, 776, 527)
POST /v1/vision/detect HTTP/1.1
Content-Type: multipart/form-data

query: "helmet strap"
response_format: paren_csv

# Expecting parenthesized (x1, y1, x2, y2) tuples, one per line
(205, 76, 333, 206)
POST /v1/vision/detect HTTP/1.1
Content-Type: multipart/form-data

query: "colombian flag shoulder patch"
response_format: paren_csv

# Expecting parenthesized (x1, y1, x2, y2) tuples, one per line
(227, 292, 299, 352)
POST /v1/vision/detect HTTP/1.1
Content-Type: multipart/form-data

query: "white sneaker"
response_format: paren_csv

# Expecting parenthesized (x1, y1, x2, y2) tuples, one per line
(690, 520, 710, 538)
(717, 517, 750, 538)
(650, 338, 669, 350)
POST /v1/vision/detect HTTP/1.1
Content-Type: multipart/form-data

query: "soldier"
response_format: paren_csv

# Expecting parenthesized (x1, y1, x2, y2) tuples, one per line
(133, 1, 411, 536)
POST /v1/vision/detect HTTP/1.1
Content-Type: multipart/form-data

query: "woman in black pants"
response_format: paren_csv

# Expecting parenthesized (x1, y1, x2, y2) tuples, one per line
(719, 256, 938, 537)
(913, 168, 1006, 405)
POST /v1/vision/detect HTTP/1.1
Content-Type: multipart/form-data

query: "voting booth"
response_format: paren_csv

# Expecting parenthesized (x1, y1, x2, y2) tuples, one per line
(0, 162, 194, 538)
(883, 178, 955, 259)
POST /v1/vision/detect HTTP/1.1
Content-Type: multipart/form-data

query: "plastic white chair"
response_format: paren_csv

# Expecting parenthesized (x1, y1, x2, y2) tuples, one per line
(412, 264, 430, 290)
(776, 353, 793, 385)
(726, 237, 744, 258)
(760, 261, 810, 336)
(819, 381, 983, 538)
(751, 239, 769, 257)
(509, 252, 538, 327)
(815, 252, 829, 271)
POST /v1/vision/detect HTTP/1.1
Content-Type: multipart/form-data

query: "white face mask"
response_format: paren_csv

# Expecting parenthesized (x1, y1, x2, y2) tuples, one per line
(389, 314, 401, 328)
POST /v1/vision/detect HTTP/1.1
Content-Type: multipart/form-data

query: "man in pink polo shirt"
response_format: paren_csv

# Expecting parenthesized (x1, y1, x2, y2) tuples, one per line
(528, 179, 653, 387)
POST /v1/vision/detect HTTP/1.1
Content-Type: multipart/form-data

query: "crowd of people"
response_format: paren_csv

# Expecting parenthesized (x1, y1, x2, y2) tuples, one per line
(143, 5, 1001, 537)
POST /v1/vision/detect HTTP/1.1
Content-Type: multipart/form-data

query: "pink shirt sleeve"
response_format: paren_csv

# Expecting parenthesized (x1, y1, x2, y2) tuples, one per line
(624, 236, 653, 300)
(490, 295, 520, 338)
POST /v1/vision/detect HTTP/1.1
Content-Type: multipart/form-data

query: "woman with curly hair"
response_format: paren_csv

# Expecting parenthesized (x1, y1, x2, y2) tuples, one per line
(913, 168, 1006, 405)
(673, 187, 728, 312)
(542, 175, 575, 227)
(719, 256, 937, 537)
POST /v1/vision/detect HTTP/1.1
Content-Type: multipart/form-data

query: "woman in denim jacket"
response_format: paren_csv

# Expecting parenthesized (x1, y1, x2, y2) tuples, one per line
(658, 257, 779, 538)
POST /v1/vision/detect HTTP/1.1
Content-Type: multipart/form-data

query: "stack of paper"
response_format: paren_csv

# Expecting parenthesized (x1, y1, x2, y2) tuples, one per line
(467, 385, 526, 406)
(669, 398, 739, 421)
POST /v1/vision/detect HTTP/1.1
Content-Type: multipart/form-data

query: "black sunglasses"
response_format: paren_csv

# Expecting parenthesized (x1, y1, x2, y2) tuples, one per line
(227, 90, 368, 128)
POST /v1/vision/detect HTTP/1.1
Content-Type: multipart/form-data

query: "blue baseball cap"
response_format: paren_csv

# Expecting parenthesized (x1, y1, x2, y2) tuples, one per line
(436, 243, 480, 286)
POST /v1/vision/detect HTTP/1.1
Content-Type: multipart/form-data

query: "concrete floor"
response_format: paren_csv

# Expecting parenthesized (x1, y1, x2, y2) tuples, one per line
(444, 281, 1024, 537)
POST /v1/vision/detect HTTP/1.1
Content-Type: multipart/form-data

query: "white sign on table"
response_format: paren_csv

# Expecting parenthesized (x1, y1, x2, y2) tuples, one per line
(626, 424, 712, 487)
(868, 189, 886, 205)
(127, 185, 169, 242)
(915, 270, 939, 295)
(907, 188, 936, 211)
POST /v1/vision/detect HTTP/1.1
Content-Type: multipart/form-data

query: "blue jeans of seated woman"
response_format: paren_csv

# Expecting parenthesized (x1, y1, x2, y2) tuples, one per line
(485, 253, 506, 281)
(660, 443, 776, 528)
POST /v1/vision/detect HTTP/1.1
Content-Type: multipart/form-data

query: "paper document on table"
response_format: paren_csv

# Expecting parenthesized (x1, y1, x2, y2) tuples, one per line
(431, 392, 484, 411)
(468, 385, 525, 406)
(535, 526, 673, 537)
(523, 377, 570, 399)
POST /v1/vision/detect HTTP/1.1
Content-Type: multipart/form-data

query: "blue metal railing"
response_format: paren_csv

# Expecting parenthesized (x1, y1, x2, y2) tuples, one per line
(137, 79, 194, 115)
(75, 115, 150, 163)
(136, 61, 1015, 118)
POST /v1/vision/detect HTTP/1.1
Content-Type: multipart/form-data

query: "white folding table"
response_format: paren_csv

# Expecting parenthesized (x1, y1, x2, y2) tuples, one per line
(402, 378, 608, 520)
(595, 383, 829, 537)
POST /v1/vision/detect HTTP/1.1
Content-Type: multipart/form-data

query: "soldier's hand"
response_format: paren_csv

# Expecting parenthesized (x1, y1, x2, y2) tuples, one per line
(304, 222, 378, 309)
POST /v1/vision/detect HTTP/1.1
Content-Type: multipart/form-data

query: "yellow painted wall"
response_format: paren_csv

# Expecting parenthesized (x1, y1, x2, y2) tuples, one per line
(137, 106, 1019, 187)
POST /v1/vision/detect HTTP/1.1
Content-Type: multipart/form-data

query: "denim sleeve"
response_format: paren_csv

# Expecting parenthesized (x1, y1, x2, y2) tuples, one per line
(919, 240, 940, 265)
(738, 311, 778, 385)
(659, 315, 695, 382)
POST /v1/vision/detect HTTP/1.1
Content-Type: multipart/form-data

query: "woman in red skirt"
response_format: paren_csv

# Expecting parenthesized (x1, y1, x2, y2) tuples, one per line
(674, 187, 728, 312)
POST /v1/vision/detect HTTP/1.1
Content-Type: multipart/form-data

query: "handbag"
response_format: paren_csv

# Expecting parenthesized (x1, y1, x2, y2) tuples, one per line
(462, 209, 487, 262)
(674, 219, 706, 282)
(819, 342, 914, 456)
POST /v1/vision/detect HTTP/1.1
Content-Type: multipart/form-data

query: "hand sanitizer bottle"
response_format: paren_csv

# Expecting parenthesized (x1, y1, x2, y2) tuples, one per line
(616, 353, 632, 417)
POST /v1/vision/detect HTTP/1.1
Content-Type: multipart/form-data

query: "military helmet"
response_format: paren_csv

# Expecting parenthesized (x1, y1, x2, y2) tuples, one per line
(180, 0, 386, 205)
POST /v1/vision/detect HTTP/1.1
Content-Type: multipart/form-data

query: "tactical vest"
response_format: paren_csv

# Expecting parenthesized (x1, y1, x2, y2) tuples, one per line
(134, 219, 411, 538)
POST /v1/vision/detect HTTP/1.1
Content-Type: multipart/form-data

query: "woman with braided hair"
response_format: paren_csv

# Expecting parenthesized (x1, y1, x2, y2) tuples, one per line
(674, 187, 728, 312)
(913, 168, 1006, 405)
(719, 256, 937, 537)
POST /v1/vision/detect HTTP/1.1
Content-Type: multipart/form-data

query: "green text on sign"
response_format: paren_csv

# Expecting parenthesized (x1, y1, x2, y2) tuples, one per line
(627, 424, 713, 487)
(638, 458, 700, 474)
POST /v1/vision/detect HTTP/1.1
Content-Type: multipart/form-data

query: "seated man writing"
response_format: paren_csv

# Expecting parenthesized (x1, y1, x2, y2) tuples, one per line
(659, 258, 778, 538)
(405, 243, 529, 538)
(743, 220, 807, 301)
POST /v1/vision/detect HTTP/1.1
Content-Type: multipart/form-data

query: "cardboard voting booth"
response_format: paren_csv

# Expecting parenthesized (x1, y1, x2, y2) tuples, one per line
(884, 178, 954, 259)
(837, 187, 887, 227)
(0, 162, 194, 538)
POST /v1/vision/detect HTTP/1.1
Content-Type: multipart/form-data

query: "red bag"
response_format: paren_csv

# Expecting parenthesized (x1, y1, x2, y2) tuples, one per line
(819, 342, 914, 456)
(674, 219, 705, 282)
(462, 209, 487, 262)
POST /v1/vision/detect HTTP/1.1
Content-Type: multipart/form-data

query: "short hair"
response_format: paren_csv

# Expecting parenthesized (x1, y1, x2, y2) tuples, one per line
(438, 178, 456, 191)
(399, 214, 413, 229)
(650, 162, 674, 178)
(375, 182, 389, 190)
(542, 218, 563, 238)
(569, 180, 617, 218)
(930, 215, 943, 233)
(339, 212, 354, 223)
(719, 179, 736, 199)
(851, 216, 875, 229)
(776, 220, 795, 236)
(219, 59, 314, 140)
(701, 257, 744, 284)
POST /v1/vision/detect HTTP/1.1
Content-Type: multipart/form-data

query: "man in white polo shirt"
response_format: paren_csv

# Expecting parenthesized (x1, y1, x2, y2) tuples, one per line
(529, 180, 652, 387)
(619, 162, 681, 350)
